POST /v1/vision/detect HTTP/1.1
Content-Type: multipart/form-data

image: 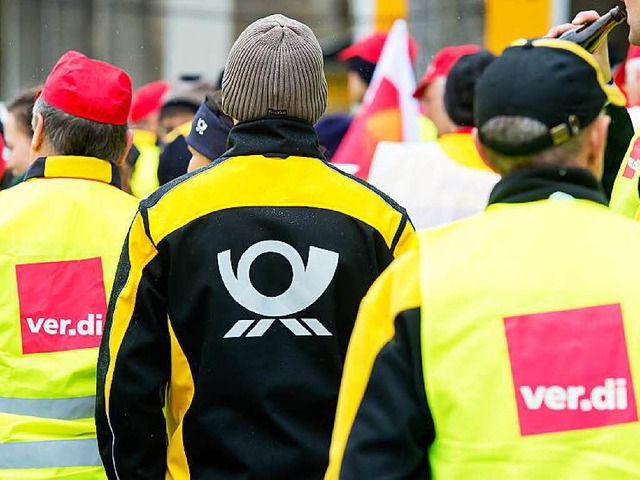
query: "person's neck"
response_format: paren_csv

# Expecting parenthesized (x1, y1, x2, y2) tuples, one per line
(30, 147, 57, 161)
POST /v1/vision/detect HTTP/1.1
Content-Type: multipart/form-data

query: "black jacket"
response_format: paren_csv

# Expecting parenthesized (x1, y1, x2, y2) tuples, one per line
(96, 117, 414, 479)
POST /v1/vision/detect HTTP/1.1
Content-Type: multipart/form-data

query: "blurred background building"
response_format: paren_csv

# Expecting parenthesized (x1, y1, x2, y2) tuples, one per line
(0, 0, 631, 111)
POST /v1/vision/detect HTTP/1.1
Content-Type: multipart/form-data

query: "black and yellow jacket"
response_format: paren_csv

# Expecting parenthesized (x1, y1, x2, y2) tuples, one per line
(96, 117, 414, 479)
(326, 168, 618, 480)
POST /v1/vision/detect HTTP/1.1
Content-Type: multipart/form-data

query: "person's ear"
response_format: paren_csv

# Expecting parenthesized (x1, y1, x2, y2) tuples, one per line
(473, 128, 499, 174)
(31, 113, 45, 152)
(585, 114, 611, 175)
(116, 129, 134, 167)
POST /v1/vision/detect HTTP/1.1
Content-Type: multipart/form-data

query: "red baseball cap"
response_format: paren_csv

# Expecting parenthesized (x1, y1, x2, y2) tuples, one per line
(130, 80, 170, 123)
(42, 50, 132, 125)
(413, 44, 481, 99)
(339, 32, 418, 65)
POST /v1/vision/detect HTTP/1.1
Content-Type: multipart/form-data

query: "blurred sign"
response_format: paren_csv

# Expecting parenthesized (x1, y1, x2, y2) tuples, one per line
(375, 0, 408, 31)
(485, 0, 553, 53)
(352, 0, 408, 38)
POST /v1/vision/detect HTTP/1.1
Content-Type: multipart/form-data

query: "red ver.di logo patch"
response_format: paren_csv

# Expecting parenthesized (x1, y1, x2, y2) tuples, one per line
(623, 137, 640, 179)
(16, 258, 107, 354)
(505, 304, 638, 436)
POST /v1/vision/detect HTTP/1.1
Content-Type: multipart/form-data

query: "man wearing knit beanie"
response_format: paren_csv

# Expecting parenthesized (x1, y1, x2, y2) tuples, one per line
(97, 13, 414, 480)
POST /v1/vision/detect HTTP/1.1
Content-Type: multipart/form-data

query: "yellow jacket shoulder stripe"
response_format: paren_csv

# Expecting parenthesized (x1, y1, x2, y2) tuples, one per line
(144, 154, 413, 253)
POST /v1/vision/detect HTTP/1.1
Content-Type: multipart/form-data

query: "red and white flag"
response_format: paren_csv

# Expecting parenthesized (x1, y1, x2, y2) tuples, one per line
(332, 19, 421, 179)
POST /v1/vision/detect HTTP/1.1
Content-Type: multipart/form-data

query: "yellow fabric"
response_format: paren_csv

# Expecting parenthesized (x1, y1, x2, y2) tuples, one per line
(325, 249, 420, 480)
(610, 131, 640, 219)
(164, 122, 193, 144)
(438, 132, 491, 171)
(418, 200, 640, 479)
(131, 129, 161, 198)
(0, 467, 106, 480)
(0, 156, 138, 478)
(419, 116, 438, 142)
(103, 214, 157, 414)
(43, 155, 113, 183)
(165, 319, 194, 480)
(146, 155, 412, 252)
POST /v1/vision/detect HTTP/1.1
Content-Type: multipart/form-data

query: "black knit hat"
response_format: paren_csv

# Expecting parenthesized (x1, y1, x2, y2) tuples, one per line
(444, 50, 496, 128)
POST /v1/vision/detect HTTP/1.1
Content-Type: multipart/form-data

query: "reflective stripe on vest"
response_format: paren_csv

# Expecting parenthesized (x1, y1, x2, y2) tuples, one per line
(0, 395, 94, 420)
(610, 131, 640, 218)
(0, 438, 101, 469)
(419, 200, 640, 479)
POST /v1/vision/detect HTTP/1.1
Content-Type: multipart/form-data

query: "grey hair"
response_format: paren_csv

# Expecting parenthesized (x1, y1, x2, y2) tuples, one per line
(480, 116, 591, 175)
(32, 96, 128, 165)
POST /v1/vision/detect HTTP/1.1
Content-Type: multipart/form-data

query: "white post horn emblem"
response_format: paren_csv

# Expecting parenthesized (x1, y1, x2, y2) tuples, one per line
(218, 240, 339, 317)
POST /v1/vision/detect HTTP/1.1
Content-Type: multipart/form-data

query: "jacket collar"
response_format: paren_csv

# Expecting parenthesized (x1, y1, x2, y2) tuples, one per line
(220, 116, 325, 160)
(488, 167, 608, 206)
(25, 156, 121, 188)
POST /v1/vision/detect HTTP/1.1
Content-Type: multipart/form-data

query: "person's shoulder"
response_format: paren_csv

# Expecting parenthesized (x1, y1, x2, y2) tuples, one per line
(603, 204, 640, 234)
(365, 248, 421, 315)
(141, 160, 218, 212)
(0, 185, 20, 216)
(109, 186, 140, 211)
(324, 162, 408, 217)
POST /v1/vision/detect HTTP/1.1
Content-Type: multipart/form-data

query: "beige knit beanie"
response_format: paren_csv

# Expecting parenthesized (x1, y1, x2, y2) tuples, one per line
(222, 14, 328, 124)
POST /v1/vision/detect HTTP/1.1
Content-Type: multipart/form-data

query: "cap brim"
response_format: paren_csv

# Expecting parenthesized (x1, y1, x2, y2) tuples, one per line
(413, 80, 428, 99)
(413, 73, 442, 99)
(338, 44, 359, 61)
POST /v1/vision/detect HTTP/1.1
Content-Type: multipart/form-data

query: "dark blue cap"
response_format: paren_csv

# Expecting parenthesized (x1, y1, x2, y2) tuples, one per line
(186, 100, 233, 161)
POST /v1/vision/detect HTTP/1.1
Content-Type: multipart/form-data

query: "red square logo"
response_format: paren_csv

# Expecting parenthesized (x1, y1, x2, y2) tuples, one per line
(16, 258, 107, 354)
(505, 304, 638, 436)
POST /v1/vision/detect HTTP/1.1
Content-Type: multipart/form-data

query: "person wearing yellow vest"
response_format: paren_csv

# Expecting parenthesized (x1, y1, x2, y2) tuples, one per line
(128, 80, 169, 198)
(439, 50, 496, 171)
(158, 75, 214, 185)
(413, 44, 481, 141)
(184, 91, 233, 172)
(0, 51, 138, 479)
(570, 6, 640, 213)
(326, 40, 640, 479)
(367, 50, 499, 229)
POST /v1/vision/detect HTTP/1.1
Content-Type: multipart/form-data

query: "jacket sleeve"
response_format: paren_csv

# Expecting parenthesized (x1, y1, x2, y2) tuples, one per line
(96, 208, 171, 480)
(326, 250, 434, 480)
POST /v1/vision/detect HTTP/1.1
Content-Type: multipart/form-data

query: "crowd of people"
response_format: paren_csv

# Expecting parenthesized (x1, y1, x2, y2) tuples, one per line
(2, 2, 640, 479)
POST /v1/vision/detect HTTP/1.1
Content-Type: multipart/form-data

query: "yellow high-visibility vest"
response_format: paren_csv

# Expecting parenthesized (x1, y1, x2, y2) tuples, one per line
(0, 156, 138, 479)
(130, 129, 160, 198)
(419, 199, 640, 479)
(610, 131, 640, 218)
